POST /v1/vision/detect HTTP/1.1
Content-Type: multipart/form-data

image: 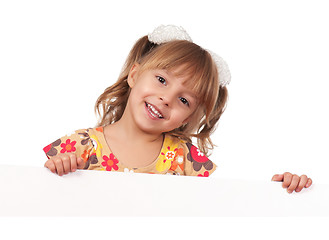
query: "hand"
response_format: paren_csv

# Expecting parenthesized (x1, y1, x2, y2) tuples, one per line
(44, 153, 85, 176)
(272, 172, 312, 193)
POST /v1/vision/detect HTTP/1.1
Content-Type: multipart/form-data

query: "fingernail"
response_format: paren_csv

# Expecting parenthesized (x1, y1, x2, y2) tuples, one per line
(287, 189, 292, 194)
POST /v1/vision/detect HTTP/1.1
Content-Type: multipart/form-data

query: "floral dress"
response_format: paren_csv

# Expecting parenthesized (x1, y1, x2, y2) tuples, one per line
(43, 127, 216, 177)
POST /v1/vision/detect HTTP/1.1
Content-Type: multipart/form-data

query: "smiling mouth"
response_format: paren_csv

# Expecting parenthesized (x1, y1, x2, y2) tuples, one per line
(145, 102, 164, 119)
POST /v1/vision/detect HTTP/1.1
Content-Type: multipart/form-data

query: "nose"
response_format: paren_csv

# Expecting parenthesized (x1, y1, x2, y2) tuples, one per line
(159, 97, 169, 107)
(159, 89, 176, 107)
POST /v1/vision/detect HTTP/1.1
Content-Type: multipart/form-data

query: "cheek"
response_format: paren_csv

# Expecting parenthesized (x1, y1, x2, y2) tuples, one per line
(132, 83, 155, 97)
(172, 108, 193, 123)
(129, 86, 146, 100)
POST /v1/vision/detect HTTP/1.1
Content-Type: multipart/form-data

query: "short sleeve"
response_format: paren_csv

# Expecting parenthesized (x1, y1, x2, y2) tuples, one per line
(183, 142, 217, 177)
(43, 129, 94, 168)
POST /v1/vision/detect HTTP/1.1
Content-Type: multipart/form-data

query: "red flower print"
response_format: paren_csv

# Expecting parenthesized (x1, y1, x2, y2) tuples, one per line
(190, 145, 208, 163)
(186, 142, 213, 172)
(198, 171, 210, 177)
(102, 153, 119, 171)
(60, 139, 77, 153)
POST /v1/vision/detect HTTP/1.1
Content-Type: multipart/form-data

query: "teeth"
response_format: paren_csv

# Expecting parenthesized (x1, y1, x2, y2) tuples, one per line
(147, 103, 163, 118)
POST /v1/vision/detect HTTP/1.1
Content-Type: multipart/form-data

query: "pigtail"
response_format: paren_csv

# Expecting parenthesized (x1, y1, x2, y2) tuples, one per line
(169, 86, 228, 157)
(95, 35, 156, 127)
(123, 36, 156, 69)
(196, 86, 228, 156)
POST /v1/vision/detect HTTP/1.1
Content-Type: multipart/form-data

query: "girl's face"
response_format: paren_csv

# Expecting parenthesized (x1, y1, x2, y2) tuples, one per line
(126, 64, 198, 135)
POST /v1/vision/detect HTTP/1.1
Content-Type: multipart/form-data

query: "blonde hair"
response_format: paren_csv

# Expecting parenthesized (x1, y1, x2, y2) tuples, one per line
(95, 36, 228, 156)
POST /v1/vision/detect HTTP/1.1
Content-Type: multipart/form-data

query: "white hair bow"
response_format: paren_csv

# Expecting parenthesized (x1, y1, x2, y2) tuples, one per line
(148, 25, 231, 87)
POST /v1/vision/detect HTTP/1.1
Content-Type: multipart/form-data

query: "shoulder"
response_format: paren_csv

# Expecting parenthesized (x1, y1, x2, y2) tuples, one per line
(184, 142, 213, 170)
(43, 127, 104, 158)
(165, 135, 217, 177)
(67, 127, 104, 144)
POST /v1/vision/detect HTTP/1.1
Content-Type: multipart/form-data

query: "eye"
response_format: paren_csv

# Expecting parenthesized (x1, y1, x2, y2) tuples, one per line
(156, 76, 166, 85)
(179, 97, 189, 106)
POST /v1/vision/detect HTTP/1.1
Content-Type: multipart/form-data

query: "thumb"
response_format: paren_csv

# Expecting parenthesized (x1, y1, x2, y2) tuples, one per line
(271, 174, 284, 182)
(77, 157, 85, 169)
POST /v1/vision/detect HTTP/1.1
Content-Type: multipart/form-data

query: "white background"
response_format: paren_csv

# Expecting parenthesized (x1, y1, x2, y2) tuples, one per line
(1, 0, 328, 238)
(1, 0, 328, 184)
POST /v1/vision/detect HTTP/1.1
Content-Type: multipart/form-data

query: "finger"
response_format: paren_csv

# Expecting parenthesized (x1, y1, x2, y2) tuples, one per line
(61, 154, 71, 175)
(69, 154, 78, 172)
(295, 175, 308, 192)
(306, 178, 313, 188)
(282, 172, 293, 188)
(77, 157, 85, 169)
(44, 160, 56, 173)
(53, 157, 64, 176)
(287, 174, 300, 193)
(272, 174, 284, 182)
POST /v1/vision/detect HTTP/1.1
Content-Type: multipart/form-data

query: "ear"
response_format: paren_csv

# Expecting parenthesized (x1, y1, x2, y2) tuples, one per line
(127, 63, 140, 88)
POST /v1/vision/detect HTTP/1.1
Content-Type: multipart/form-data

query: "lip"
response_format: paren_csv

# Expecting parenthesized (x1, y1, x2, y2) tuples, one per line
(145, 102, 164, 120)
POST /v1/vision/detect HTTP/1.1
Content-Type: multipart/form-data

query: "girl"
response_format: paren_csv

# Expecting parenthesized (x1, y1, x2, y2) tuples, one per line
(43, 25, 312, 193)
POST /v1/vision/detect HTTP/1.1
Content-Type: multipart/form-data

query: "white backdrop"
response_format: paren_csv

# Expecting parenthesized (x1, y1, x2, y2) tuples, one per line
(1, 0, 328, 185)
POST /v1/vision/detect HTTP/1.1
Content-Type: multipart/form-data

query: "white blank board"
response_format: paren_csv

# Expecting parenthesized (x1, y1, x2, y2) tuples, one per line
(0, 164, 328, 216)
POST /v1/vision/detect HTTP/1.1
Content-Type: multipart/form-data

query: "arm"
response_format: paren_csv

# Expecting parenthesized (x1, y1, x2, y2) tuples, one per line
(43, 129, 93, 176)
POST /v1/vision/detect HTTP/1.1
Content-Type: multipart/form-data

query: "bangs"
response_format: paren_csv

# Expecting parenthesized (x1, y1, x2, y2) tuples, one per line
(138, 40, 219, 118)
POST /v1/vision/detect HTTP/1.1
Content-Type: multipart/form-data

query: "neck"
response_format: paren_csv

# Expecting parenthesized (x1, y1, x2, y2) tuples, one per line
(107, 112, 164, 144)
